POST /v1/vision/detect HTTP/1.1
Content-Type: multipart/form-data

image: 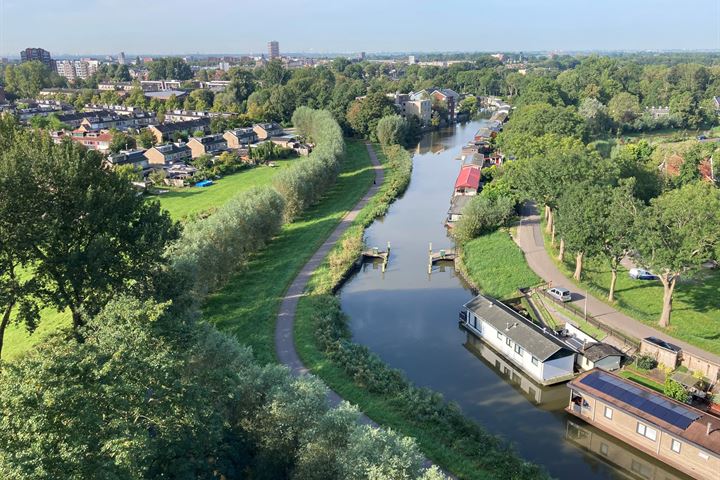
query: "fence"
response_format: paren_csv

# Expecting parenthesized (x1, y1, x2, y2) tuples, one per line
(524, 284, 641, 352)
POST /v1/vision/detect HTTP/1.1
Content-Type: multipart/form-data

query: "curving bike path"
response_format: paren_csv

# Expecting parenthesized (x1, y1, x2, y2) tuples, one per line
(274, 142, 383, 418)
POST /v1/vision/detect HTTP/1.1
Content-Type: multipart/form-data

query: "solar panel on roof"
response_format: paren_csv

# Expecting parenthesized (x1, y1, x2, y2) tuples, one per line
(579, 371, 700, 430)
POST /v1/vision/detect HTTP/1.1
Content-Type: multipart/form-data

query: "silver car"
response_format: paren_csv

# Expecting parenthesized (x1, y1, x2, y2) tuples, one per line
(547, 287, 572, 302)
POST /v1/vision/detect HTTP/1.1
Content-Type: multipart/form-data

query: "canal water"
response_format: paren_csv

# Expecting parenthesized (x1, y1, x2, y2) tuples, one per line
(339, 120, 691, 480)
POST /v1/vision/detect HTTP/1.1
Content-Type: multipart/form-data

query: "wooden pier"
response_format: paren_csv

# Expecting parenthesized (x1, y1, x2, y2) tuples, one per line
(427, 242, 458, 273)
(360, 241, 391, 272)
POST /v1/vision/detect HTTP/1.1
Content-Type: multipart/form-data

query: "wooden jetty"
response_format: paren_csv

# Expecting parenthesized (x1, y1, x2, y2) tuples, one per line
(427, 242, 458, 273)
(360, 241, 391, 272)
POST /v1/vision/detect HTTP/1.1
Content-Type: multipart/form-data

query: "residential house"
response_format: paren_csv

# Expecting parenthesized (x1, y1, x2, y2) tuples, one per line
(105, 149, 149, 170)
(411, 87, 460, 122)
(646, 106, 671, 119)
(253, 122, 284, 140)
(567, 369, 720, 480)
(223, 127, 258, 148)
(387, 93, 431, 126)
(68, 130, 113, 152)
(143, 143, 192, 166)
(187, 134, 228, 158)
(461, 294, 577, 385)
(79, 111, 127, 131)
(454, 165, 481, 196)
(55, 111, 92, 128)
(148, 118, 211, 143)
(164, 109, 231, 123)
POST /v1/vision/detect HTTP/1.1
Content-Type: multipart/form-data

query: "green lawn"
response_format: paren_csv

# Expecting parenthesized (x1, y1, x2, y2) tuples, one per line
(202, 140, 374, 364)
(619, 370, 665, 393)
(460, 229, 541, 300)
(3, 308, 69, 361)
(155, 160, 293, 221)
(542, 227, 720, 356)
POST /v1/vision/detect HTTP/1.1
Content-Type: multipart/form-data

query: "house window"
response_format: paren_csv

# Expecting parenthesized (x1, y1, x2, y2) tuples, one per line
(531, 356, 539, 366)
(636, 422, 657, 441)
(604, 407, 613, 420)
(496, 331, 503, 340)
(505, 337, 512, 347)
(671, 439, 681, 453)
(514, 344, 524, 356)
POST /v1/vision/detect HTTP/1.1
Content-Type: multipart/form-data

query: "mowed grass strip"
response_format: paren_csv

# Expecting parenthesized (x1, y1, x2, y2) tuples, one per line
(156, 159, 293, 220)
(202, 140, 374, 364)
(541, 225, 720, 356)
(460, 229, 541, 300)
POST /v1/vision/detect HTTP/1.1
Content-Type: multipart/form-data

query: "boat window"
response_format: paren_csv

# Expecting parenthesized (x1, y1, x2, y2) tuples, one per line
(636, 422, 657, 441)
(671, 439, 681, 453)
(604, 407, 613, 420)
(505, 337, 512, 347)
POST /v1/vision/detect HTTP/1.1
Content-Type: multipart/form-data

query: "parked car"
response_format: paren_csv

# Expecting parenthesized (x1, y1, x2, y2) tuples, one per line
(629, 268, 657, 280)
(547, 287, 572, 302)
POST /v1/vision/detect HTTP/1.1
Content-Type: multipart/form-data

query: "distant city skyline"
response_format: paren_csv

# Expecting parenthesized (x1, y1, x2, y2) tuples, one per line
(1, 0, 719, 57)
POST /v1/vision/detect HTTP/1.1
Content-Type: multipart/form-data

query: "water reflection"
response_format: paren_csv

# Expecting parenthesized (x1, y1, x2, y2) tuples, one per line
(340, 121, 686, 479)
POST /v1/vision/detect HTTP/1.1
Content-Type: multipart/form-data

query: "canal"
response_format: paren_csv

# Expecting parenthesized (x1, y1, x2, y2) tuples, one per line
(339, 120, 691, 480)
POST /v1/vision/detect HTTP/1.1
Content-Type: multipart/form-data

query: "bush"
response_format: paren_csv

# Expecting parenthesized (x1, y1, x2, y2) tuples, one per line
(664, 378, 689, 403)
(376, 115, 409, 147)
(452, 195, 515, 244)
(167, 186, 285, 298)
(635, 354, 658, 370)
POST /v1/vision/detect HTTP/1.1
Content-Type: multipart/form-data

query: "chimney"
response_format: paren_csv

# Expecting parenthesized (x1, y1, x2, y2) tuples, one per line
(708, 422, 713, 436)
(506, 322, 510, 331)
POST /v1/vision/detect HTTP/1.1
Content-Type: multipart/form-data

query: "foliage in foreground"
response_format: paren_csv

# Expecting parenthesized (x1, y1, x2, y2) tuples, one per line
(0, 297, 442, 480)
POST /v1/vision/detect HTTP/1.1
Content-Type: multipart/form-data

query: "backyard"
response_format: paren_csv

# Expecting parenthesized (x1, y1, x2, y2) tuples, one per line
(155, 159, 293, 220)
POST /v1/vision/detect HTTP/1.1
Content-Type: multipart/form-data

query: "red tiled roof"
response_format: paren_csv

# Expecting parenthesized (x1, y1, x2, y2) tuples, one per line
(454, 165, 481, 190)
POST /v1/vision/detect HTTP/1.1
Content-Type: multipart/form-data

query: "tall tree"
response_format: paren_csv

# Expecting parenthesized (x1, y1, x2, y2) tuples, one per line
(0, 133, 178, 332)
(636, 182, 720, 327)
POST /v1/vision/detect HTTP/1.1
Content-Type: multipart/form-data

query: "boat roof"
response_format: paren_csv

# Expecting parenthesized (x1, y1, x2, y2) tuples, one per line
(464, 294, 574, 361)
(570, 369, 720, 456)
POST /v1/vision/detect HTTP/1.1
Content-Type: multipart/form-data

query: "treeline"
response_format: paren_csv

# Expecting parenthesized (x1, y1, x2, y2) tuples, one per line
(0, 111, 446, 479)
(273, 107, 344, 221)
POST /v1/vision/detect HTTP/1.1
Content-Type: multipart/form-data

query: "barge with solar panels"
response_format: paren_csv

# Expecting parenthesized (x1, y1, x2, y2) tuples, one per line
(567, 369, 720, 480)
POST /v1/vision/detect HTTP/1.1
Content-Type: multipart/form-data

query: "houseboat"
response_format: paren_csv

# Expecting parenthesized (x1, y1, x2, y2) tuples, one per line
(461, 294, 577, 385)
(567, 369, 720, 480)
(453, 164, 481, 196)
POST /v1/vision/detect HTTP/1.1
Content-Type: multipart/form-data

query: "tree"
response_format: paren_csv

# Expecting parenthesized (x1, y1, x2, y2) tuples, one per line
(578, 97, 610, 135)
(555, 184, 607, 281)
(109, 130, 137, 153)
(3, 61, 65, 98)
(597, 180, 644, 301)
(376, 115, 409, 146)
(607, 92, 641, 126)
(148, 57, 192, 80)
(499, 103, 587, 143)
(137, 128, 157, 148)
(260, 59, 289, 87)
(458, 96, 478, 116)
(636, 182, 720, 327)
(346, 92, 396, 140)
(0, 133, 179, 332)
(331, 57, 351, 73)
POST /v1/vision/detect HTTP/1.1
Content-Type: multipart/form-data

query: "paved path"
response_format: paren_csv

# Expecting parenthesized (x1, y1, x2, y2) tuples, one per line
(275, 142, 383, 421)
(516, 202, 720, 366)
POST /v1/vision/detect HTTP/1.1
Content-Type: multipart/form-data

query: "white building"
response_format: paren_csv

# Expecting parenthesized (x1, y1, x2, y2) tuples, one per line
(461, 294, 576, 385)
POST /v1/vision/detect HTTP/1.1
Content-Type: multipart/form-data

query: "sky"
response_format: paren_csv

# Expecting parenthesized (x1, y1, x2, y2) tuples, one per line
(1, 0, 719, 57)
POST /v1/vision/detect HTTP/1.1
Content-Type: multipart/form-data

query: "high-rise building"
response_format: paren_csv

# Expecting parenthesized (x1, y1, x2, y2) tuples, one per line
(20, 48, 53, 68)
(55, 59, 100, 80)
(119, 51, 126, 65)
(268, 41, 279, 59)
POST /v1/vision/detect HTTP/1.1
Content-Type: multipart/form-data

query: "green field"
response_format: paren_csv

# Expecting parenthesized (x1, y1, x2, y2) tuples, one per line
(202, 140, 374, 364)
(460, 229, 541, 300)
(155, 160, 293, 220)
(543, 229, 720, 356)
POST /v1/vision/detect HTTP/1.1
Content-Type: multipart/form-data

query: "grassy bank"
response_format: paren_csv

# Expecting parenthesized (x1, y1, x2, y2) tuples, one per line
(459, 229, 541, 300)
(202, 140, 374, 364)
(294, 148, 550, 479)
(541, 223, 720, 356)
(156, 160, 293, 221)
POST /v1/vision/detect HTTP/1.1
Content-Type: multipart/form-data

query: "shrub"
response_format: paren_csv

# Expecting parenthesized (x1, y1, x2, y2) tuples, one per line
(452, 195, 515, 244)
(376, 114, 409, 147)
(664, 378, 689, 403)
(635, 354, 657, 370)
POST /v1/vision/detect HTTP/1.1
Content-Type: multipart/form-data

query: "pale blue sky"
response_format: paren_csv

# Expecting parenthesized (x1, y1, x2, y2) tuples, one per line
(1, 0, 719, 56)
